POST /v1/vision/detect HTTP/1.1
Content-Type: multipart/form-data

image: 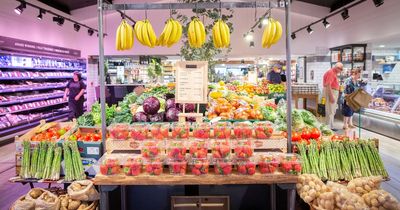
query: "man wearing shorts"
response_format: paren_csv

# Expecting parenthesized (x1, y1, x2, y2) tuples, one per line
(323, 62, 343, 131)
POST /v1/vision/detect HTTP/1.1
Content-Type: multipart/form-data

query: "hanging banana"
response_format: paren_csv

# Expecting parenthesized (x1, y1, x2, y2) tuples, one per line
(157, 18, 183, 47)
(261, 17, 282, 49)
(188, 18, 206, 48)
(212, 19, 230, 48)
(115, 19, 134, 51)
(134, 19, 157, 48)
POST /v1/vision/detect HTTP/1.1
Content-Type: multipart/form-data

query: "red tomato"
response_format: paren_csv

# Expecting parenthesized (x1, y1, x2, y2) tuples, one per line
(301, 129, 311, 140)
(310, 128, 321, 139)
(331, 135, 344, 141)
(291, 132, 301, 142)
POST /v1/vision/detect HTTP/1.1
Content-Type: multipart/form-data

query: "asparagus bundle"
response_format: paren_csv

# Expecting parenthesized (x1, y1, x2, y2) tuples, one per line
(20, 141, 31, 179)
(318, 142, 328, 181)
(42, 143, 55, 179)
(338, 143, 353, 181)
(297, 142, 310, 174)
(35, 142, 48, 179)
(50, 146, 62, 180)
(63, 142, 73, 182)
(308, 140, 320, 176)
(29, 145, 39, 178)
(63, 141, 85, 181)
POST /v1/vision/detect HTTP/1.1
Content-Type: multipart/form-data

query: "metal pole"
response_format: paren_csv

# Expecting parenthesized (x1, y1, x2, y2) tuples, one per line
(97, 0, 107, 152)
(285, 0, 292, 153)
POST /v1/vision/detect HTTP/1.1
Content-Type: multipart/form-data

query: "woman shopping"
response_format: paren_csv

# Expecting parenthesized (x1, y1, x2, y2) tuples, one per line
(342, 68, 361, 129)
(64, 71, 86, 120)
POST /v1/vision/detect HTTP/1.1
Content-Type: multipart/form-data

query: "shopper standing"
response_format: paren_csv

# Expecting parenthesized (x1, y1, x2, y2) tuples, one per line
(267, 64, 283, 84)
(342, 68, 361, 129)
(323, 62, 343, 131)
(64, 71, 86, 120)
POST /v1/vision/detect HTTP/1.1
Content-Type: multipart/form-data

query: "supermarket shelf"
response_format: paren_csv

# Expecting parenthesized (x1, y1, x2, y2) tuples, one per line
(0, 94, 64, 106)
(0, 85, 66, 94)
(8, 176, 74, 184)
(0, 76, 73, 80)
(0, 112, 69, 138)
(0, 66, 85, 71)
(0, 101, 68, 116)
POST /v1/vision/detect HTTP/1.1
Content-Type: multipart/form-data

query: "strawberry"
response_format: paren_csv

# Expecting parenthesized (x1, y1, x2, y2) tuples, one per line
(100, 165, 108, 175)
(247, 167, 256, 175)
(192, 168, 201, 175)
(222, 166, 232, 175)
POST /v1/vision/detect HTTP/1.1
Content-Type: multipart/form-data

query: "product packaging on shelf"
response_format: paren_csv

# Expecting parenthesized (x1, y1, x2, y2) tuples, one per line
(107, 123, 130, 140)
(123, 156, 143, 176)
(130, 123, 149, 141)
(166, 140, 187, 160)
(278, 153, 302, 175)
(211, 140, 231, 159)
(258, 153, 280, 174)
(171, 122, 190, 139)
(236, 157, 257, 175)
(213, 157, 233, 175)
(233, 140, 254, 159)
(167, 159, 187, 175)
(192, 122, 211, 139)
(141, 141, 164, 159)
(253, 121, 274, 139)
(213, 122, 232, 139)
(189, 158, 210, 176)
(144, 158, 163, 176)
(188, 140, 208, 159)
(232, 122, 253, 139)
(149, 123, 170, 140)
(98, 154, 123, 176)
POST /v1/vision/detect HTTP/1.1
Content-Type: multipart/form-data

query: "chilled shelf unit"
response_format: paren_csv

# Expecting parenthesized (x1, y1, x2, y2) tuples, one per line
(0, 53, 86, 142)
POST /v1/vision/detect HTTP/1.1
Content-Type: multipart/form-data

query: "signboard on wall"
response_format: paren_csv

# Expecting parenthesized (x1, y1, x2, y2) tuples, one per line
(0, 36, 81, 58)
(175, 61, 208, 104)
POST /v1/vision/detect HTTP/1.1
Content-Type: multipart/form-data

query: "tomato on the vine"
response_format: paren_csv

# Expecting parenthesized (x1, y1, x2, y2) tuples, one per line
(301, 129, 311, 140)
(291, 132, 302, 142)
(310, 128, 321, 139)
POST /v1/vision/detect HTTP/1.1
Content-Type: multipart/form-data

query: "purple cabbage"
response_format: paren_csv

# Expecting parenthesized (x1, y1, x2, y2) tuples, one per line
(166, 98, 176, 110)
(178, 103, 195, 112)
(165, 108, 180, 122)
(149, 112, 165, 122)
(143, 96, 160, 115)
(133, 112, 149, 122)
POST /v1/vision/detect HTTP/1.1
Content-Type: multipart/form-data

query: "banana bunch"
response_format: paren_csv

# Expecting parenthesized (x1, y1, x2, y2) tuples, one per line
(261, 18, 282, 48)
(134, 19, 157, 48)
(157, 18, 182, 47)
(188, 18, 206, 48)
(212, 19, 230, 48)
(115, 19, 134, 51)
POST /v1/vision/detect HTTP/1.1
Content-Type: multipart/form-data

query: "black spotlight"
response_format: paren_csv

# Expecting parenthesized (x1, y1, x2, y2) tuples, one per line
(322, 18, 330, 28)
(88, 29, 94, 36)
(291, 33, 296, 40)
(307, 26, 313, 34)
(14, 1, 26, 15)
(373, 0, 384, 7)
(341, 9, 349, 20)
(37, 9, 45, 20)
(73, 23, 81, 32)
(249, 41, 255, 48)
(53, 16, 64, 26)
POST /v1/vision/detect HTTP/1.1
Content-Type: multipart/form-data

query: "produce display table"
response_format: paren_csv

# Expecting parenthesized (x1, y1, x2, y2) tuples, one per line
(292, 93, 319, 117)
(94, 173, 298, 210)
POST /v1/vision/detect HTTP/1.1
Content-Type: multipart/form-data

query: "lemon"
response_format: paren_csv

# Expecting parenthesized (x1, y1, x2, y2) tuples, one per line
(210, 91, 222, 99)
(218, 81, 225, 86)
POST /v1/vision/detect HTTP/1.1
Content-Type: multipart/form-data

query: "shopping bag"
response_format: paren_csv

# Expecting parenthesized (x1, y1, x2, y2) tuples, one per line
(352, 89, 373, 108)
(345, 92, 361, 112)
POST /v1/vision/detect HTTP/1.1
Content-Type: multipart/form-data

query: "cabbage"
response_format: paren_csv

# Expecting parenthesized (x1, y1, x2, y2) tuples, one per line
(166, 108, 180, 122)
(178, 103, 195, 112)
(292, 109, 306, 130)
(143, 96, 160, 115)
(133, 112, 149, 122)
(149, 112, 165, 122)
(157, 97, 166, 111)
(166, 98, 176, 110)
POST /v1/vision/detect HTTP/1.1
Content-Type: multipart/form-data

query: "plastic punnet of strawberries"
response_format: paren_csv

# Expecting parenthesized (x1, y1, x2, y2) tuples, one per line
(141, 141, 162, 159)
(168, 160, 187, 175)
(258, 153, 280, 174)
(99, 156, 121, 175)
(213, 122, 232, 140)
(192, 122, 211, 139)
(144, 158, 163, 176)
(236, 158, 257, 175)
(190, 158, 210, 176)
(211, 140, 231, 159)
(214, 158, 233, 175)
(167, 141, 187, 161)
(171, 122, 190, 139)
(149, 123, 169, 140)
(123, 157, 142, 176)
(279, 154, 302, 175)
(130, 123, 148, 141)
(189, 140, 208, 159)
(254, 122, 274, 139)
(233, 140, 253, 159)
(233, 122, 253, 139)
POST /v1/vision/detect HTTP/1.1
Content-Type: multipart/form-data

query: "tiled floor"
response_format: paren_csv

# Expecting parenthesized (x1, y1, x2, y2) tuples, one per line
(0, 121, 399, 209)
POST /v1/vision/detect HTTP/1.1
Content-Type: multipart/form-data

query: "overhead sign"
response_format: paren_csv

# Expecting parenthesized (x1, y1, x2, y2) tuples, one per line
(0, 36, 81, 58)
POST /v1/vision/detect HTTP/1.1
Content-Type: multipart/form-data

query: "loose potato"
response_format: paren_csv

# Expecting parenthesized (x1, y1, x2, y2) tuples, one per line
(68, 200, 81, 210)
(29, 188, 44, 199)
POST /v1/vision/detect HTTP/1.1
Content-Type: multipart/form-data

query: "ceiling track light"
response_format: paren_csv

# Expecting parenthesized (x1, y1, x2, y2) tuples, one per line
(53, 16, 64, 26)
(341, 8, 349, 20)
(307, 26, 313, 34)
(373, 0, 384, 7)
(291, 33, 296, 40)
(14, 1, 26, 15)
(37, 9, 45, 20)
(249, 41, 255, 48)
(73, 23, 81, 32)
(322, 18, 330, 28)
(88, 29, 94, 36)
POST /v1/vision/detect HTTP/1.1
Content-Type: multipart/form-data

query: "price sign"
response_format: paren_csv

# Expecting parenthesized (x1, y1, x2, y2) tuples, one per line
(175, 61, 208, 104)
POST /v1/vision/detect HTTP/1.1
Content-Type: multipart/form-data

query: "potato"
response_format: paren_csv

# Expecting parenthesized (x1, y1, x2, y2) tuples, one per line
(77, 203, 88, 210)
(68, 200, 81, 210)
(29, 188, 44, 199)
(61, 197, 69, 207)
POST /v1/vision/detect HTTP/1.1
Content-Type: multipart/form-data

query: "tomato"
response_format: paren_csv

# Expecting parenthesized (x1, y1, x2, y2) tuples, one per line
(93, 134, 101, 141)
(291, 132, 301, 142)
(84, 134, 91, 141)
(331, 135, 344, 141)
(301, 129, 311, 140)
(310, 128, 321, 139)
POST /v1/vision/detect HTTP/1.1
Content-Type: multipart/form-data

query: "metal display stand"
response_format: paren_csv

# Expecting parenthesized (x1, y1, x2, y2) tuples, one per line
(96, 0, 294, 209)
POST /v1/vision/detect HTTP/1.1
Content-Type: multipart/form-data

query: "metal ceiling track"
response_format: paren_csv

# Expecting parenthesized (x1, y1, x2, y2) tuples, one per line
(103, 1, 281, 11)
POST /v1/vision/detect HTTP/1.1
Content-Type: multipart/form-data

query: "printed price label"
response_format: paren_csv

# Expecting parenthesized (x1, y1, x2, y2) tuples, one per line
(87, 147, 100, 155)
